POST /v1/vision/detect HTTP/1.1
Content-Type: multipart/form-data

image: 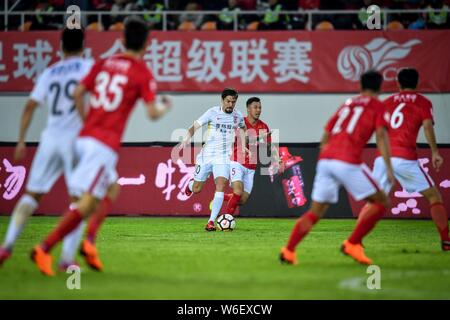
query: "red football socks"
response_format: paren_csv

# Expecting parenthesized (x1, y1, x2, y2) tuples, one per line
(430, 202, 449, 241)
(348, 202, 385, 245)
(87, 197, 113, 244)
(42, 207, 83, 253)
(286, 211, 319, 252)
(226, 193, 241, 215)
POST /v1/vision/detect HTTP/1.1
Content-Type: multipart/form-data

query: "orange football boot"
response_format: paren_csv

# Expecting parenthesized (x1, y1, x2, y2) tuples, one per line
(30, 246, 55, 276)
(341, 240, 373, 265)
(279, 247, 298, 265)
(80, 240, 103, 271)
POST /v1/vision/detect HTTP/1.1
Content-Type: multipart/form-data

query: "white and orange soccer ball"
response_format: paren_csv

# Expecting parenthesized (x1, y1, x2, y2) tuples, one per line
(217, 214, 236, 231)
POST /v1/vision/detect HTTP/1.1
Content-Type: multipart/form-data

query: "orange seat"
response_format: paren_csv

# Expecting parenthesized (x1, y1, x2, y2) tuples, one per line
(178, 21, 197, 31)
(19, 21, 32, 31)
(246, 21, 259, 30)
(201, 21, 217, 31)
(315, 21, 334, 30)
(109, 22, 124, 31)
(87, 22, 103, 31)
(387, 20, 404, 30)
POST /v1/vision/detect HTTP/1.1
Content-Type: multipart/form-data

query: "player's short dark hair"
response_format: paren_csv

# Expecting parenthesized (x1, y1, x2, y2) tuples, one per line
(61, 28, 84, 53)
(246, 97, 260, 107)
(360, 70, 383, 92)
(124, 16, 149, 51)
(221, 88, 238, 100)
(397, 68, 419, 89)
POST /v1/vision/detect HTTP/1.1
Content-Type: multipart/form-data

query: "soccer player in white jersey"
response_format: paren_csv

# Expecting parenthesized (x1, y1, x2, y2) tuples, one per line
(0, 28, 112, 269)
(180, 88, 247, 231)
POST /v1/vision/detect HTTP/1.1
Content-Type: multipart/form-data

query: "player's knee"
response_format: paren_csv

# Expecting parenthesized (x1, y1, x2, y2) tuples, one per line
(77, 195, 99, 217)
(26, 191, 43, 203)
(192, 182, 203, 194)
(425, 187, 442, 204)
(107, 183, 120, 201)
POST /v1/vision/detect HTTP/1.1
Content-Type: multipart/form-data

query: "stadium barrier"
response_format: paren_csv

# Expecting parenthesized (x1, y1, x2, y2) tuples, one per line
(0, 31, 449, 93)
(0, 144, 449, 218)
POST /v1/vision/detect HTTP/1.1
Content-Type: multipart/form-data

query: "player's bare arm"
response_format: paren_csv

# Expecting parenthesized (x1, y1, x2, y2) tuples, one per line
(146, 95, 172, 120)
(319, 132, 329, 150)
(376, 126, 395, 186)
(178, 121, 202, 150)
(15, 99, 39, 161)
(239, 126, 251, 156)
(73, 83, 87, 121)
(423, 119, 443, 171)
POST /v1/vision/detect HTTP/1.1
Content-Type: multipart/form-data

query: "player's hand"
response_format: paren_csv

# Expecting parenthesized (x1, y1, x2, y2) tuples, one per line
(14, 141, 26, 161)
(278, 160, 285, 174)
(177, 139, 189, 151)
(387, 169, 395, 187)
(243, 147, 251, 158)
(432, 151, 443, 172)
(258, 130, 273, 144)
(160, 95, 173, 111)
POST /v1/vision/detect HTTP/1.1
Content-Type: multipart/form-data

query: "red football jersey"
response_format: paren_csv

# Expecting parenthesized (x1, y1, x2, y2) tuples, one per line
(79, 54, 157, 151)
(383, 91, 433, 160)
(232, 117, 271, 170)
(320, 95, 388, 164)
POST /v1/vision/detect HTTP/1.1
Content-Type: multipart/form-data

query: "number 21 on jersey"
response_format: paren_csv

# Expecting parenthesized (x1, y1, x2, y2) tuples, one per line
(90, 71, 128, 112)
(331, 106, 364, 134)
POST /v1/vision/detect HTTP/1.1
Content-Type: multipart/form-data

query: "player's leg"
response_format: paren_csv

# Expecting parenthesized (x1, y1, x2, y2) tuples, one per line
(1, 139, 63, 265)
(31, 137, 117, 275)
(342, 163, 389, 265)
(390, 158, 448, 250)
(238, 167, 255, 205)
(421, 187, 449, 250)
(281, 160, 337, 265)
(184, 160, 211, 196)
(225, 162, 245, 215)
(206, 164, 229, 231)
(80, 182, 121, 271)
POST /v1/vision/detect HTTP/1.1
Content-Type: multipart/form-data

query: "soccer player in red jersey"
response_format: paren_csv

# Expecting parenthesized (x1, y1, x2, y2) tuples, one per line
(30, 17, 171, 276)
(371, 68, 449, 251)
(280, 71, 394, 266)
(224, 97, 282, 215)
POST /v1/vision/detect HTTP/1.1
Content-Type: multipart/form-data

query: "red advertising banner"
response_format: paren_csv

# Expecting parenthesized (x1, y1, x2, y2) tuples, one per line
(0, 31, 449, 93)
(0, 145, 449, 218)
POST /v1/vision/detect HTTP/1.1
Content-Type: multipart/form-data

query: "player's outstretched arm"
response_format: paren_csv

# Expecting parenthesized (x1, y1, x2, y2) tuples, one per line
(178, 121, 201, 150)
(423, 119, 443, 171)
(74, 84, 87, 121)
(15, 99, 39, 161)
(146, 95, 172, 120)
(376, 127, 395, 185)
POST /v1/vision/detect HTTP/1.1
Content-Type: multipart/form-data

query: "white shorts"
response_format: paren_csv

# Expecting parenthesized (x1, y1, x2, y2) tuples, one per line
(68, 137, 118, 199)
(194, 156, 229, 182)
(230, 161, 255, 194)
(26, 133, 77, 194)
(373, 156, 435, 194)
(312, 159, 381, 204)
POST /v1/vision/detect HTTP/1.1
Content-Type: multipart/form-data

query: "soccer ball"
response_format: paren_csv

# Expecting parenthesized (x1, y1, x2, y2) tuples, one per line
(217, 214, 236, 231)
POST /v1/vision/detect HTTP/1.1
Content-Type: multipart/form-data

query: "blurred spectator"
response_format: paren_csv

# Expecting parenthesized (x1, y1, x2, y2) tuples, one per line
(179, 1, 204, 28)
(217, 0, 241, 29)
(131, 0, 165, 30)
(239, 0, 257, 10)
(91, 0, 115, 10)
(258, 0, 289, 30)
(29, 0, 64, 30)
(426, 0, 449, 28)
(111, 0, 135, 23)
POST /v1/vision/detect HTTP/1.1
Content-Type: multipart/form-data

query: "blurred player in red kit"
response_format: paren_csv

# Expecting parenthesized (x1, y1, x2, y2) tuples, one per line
(281, 70, 394, 266)
(30, 17, 171, 276)
(371, 68, 449, 251)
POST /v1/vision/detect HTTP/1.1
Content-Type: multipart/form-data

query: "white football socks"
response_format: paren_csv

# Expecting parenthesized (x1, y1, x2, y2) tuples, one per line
(209, 191, 224, 223)
(60, 219, 86, 266)
(3, 194, 38, 250)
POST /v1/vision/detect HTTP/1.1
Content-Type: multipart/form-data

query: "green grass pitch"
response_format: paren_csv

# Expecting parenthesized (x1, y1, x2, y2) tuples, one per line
(0, 216, 449, 299)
